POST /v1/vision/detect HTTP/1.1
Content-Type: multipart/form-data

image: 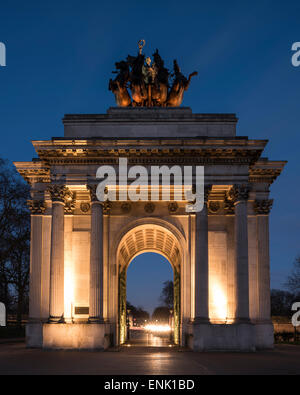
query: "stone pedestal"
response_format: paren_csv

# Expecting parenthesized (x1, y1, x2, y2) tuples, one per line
(254, 322, 274, 349)
(26, 322, 110, 350)
(191, 322, 256, 352)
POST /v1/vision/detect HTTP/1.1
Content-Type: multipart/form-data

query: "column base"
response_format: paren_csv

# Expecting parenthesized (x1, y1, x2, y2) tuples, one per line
(88, 317, 105, 324)
(26, 322, 112, 350)
(48, 316, 65, 324)
(193, 317, 210, 324)
(190, 321, 256, 352)
(231, 317, 252, 324)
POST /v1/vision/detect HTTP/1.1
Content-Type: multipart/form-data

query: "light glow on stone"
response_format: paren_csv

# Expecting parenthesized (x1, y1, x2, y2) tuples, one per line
(64, 265, 74, 321)
(210, 281, 227, 322)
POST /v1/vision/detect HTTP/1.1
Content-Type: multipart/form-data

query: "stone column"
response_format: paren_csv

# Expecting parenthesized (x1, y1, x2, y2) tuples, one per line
(48, 185, 68, 323)
(194, 186, 211, 322)
(254, 199, 273, 322)
(27, 200, 46, 321)
(102, 201, 111, 321)
(88, 185, 104, 323)
(231, 184, 251, 322)
(64, 190, 75, 323)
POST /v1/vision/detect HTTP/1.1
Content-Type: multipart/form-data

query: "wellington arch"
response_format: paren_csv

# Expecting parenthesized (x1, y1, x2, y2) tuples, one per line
(14, 106, 286, 351)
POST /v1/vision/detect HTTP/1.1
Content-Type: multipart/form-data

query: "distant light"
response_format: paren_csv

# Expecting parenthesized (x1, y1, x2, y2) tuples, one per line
(145, 324, 171, 333)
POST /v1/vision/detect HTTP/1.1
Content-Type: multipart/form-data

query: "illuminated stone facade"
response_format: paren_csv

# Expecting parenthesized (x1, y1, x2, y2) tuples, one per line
(15, 107, 286, 351)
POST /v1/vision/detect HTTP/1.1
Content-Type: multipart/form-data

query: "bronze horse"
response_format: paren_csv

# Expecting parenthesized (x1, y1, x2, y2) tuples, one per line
(109, 79, 131, 107)
(108, 61, 131, 107)
(127, 54, 147, 106)
(151, 49, 169, 107)
(167, 60, 198, 107)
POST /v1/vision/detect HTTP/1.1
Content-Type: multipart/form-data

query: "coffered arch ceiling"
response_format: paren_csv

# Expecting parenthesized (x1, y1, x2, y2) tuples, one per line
(117, 224, 181, 271)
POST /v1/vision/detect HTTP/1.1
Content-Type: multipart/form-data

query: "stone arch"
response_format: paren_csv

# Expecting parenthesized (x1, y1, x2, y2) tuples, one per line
(115, 217, 186, 266)
(115, 217, 186, 346)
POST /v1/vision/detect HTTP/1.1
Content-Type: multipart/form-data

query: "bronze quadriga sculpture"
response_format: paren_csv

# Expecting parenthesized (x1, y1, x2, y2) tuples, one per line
(109, 40, 198, 108)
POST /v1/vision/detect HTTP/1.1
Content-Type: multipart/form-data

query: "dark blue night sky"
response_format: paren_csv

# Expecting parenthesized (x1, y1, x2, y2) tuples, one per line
(0, 1, 299, 314)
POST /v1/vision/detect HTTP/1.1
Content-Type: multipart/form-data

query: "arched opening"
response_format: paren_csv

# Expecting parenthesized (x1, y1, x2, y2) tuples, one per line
(117, 223, 182, 346)
(126, 252, 173, 346)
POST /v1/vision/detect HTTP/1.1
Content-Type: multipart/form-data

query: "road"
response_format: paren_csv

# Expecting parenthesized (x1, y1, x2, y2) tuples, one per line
(0, 341, 300, 375)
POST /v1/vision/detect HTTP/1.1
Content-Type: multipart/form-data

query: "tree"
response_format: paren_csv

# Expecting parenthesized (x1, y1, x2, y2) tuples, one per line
(6, 211, 30, 325)
(152, 306, 170, 323)
(0, 158, 30, 325)
(159, 280, 173, 309)
(271, 289, 297, 317)
(126, 301, 149, 325)
(285, 256, 300, 295)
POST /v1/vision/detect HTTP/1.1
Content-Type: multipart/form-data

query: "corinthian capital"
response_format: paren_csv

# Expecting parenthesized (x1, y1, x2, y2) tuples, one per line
(254, 199, 273, 215)
(27, 200, 46, 215)
(192, 184, 212, 203)
(48, 184, 69, 203)
(87, 184, 98, 202)
(224, 198, 235, 215)
(204, 184, 212, 203)
(230, 184, 250, 202)
(64, 190, 76, 214)
(103, 201, 112, 214)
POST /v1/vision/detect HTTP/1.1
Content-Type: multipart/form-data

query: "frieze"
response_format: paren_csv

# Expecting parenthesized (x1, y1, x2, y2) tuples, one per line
(80, 202, 91, 214)
(144, 202, 155, 214)
(168, 202, 178, 214)
(121, 202, 131, 214)
(208, 201, 221, 214)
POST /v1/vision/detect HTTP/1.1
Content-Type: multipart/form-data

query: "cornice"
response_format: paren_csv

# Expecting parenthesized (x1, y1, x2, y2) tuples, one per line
(249, 160, 287, 184)
(31, 140, 266, 166)
(32, 137, 267, 149)
(14, 146, 286, 189)
(13, 161, 50, 184)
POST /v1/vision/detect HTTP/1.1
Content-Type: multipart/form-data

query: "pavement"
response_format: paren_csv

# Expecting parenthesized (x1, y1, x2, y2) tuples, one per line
(0, 341, 300, 375)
